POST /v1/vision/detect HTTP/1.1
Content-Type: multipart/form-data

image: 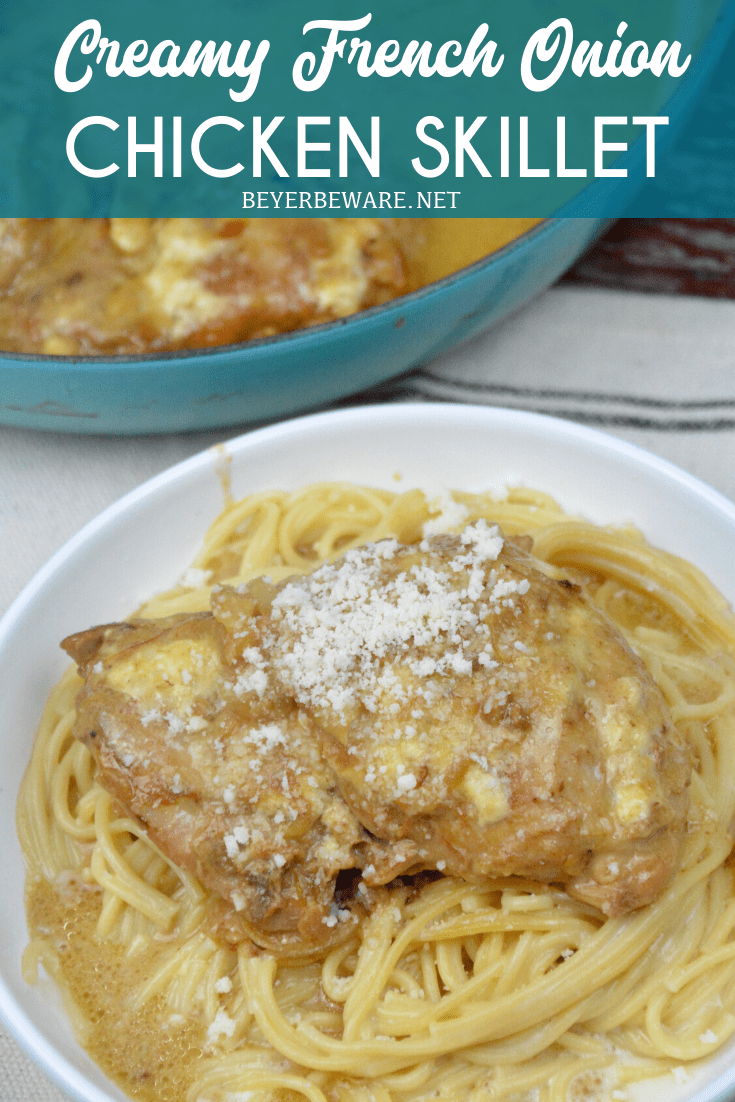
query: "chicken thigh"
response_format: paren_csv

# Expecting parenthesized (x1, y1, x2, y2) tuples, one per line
(64, 521, 690, 952)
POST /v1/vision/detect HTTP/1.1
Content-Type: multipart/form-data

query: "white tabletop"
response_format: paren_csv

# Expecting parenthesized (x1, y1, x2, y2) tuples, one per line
(4, 283, 735, 1099)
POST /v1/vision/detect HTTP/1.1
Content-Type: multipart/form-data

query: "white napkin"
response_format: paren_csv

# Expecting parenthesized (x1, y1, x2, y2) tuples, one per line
(362, 285, 735, 505)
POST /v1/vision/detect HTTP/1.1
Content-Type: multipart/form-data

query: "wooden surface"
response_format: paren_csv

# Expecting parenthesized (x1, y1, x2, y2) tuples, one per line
(562, 220, 735, 298)
(560, 20, 735, 298)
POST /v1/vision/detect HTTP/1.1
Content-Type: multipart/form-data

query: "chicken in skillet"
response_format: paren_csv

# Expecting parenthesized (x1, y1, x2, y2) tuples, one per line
(0, 217, 420, 355)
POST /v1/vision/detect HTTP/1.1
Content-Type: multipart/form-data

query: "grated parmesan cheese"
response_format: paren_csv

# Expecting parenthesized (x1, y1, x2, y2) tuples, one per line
(422, 489, 470, 536)
(266, 521, 514, 716)
(206, 1009, 236, 1044)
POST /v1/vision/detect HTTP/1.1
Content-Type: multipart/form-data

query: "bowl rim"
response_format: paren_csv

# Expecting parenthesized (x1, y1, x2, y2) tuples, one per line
(8, 397, 735, 533)
(4, 399, 735, 631)
(4, 401, 735, 1102)
(0, 218, 560, 369)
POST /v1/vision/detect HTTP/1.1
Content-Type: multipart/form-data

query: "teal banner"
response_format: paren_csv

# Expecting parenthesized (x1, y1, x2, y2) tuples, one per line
(1, 0, 733, 216)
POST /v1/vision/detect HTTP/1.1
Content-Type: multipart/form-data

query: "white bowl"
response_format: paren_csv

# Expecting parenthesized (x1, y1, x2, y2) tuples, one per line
(2, 402, 735, 1102)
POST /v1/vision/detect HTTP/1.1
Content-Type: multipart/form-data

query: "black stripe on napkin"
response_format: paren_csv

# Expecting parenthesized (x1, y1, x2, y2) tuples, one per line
(395, 371, 735, 432)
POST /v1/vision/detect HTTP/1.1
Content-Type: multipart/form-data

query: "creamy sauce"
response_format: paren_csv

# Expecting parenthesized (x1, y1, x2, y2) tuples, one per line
(27, 876, 206, 1102)
(409, 217, 542, 288)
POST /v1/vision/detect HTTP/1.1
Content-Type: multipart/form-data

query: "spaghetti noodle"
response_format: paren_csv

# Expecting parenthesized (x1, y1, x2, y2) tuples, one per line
(17, 482, 735, 1102)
